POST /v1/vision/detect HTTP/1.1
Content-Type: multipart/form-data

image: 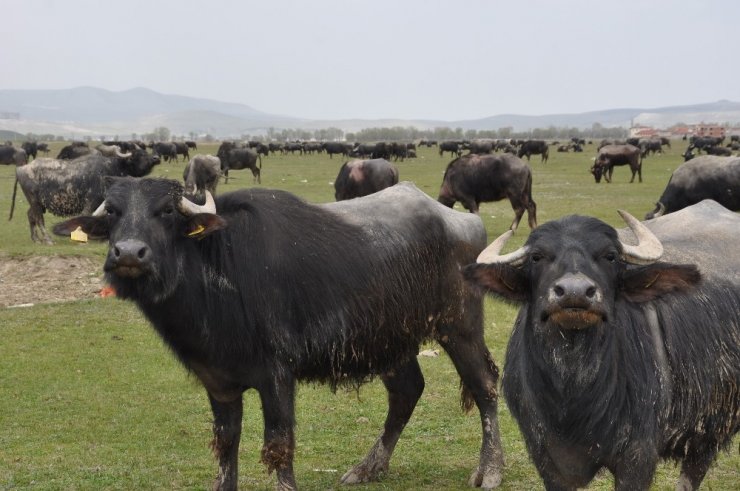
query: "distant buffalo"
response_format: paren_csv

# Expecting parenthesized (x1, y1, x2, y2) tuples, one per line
(438, 153, 537, 230)
(334, 158, 399, 201)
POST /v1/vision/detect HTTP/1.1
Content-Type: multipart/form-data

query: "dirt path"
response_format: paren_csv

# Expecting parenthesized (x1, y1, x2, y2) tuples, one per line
(0, 255, 105, 308)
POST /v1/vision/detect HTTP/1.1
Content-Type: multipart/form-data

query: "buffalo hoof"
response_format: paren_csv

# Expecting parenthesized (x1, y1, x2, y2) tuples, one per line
(469, 465, 503, 489)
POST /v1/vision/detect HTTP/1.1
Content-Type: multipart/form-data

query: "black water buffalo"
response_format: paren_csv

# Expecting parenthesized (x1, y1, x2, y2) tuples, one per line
(334, 158, 398, 200)
(152, 142, 178, 162)
(468, 140, 494, 155)
(182, 154, 222, 200)
(688, 136, 723, 154)
(438, 153, 537, 230)
(322, 141, 352, 158)
(464, 201, 740, 490)
(217, 141, 261, 184)
(185, 140, 198, 150)
(704, 145, 732, 156)
(517, 140, 549, 163)
(353, 142, 376, 158)
(282, 142, 303, 155)
(645, 155, 740, 219)
(21, 141, 38, 160)
(439, 140, 462, 158)
(37, 143, 50, 155)
(10, 148, 160, 243)
(52, 178, 505, 491)
(57, 143, 92, 160)
(0, 145, 28, 166)
(591, 144, 642, 183)
(174, 142, 190, 161)
(639, 138, 662, 157)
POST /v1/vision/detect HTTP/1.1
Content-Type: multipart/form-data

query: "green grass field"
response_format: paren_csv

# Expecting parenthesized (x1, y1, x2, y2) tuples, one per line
(1, 141, 737, 490)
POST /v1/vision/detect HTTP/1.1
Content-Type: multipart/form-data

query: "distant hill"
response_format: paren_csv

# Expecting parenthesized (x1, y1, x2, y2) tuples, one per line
(0, 87, 739, 138)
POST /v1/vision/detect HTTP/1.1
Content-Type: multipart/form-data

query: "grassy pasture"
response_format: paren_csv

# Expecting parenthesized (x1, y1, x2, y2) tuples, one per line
(1, 141, 738, 490)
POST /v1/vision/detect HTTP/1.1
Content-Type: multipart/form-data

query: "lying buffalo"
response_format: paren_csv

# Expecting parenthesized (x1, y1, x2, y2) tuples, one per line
(464, 200, 739, 490)
(334, 158, 398, 200)
(645, 155, 740, 219)
(52, 179, 504, 490)
(438, 153, 537, 230)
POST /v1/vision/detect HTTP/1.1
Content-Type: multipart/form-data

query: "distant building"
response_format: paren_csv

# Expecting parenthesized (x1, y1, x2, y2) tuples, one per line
(692, 124, 725, 138)
(629, 125, 657, 138)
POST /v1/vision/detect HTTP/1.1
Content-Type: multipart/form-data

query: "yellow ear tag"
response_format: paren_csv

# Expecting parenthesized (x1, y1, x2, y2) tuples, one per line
(188, 224, 206, 237)
(70, 226, 88, 243)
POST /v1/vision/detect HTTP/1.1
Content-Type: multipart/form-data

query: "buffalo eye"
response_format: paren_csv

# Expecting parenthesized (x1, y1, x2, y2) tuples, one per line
(603, 251, 618, 263)
(530, 252, 544, 263)
(156, 206, 174, 217)
(106, 205, 119, 217)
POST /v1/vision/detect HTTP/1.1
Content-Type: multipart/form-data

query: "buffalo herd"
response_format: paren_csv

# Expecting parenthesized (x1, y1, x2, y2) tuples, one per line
(3, 135, 739, 490)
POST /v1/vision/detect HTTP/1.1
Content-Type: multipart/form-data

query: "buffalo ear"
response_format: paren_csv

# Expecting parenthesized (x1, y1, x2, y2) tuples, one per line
(621, 263, 701, 303)
(462, 263, 528, 303)
(52, 216, 110, 240)
(183, 214, 227, 239)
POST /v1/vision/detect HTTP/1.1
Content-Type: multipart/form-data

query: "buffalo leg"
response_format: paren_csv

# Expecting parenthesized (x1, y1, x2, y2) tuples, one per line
(439, 301, 504, 489)
(341, 358, 425, 484)
(259, 375, 297, 491)
(676, 445, 718, 490)
(209, 394, 243, 491)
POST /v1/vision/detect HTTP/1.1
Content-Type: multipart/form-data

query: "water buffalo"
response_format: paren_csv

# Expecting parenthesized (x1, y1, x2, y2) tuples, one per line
(464, 200, 740, 490)
(439, 140, 462, 158)
(0, 145, 28, 166)
(10, 148, 160, 243)
(52, 179, 505, 490)
(183, 154, 222, 200)
(438, 153, 537, 230)
(645, 155, 740, 219)
(517, 140, 549, 163)
(217, 141, 262, 184)
(334, 158, 399, 200)
(591, 144, 642, 183)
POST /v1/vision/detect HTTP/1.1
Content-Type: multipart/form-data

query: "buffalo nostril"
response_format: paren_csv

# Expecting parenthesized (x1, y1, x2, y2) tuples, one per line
(554, 285, 565, 297)
(586, 286, 596, 298)
(137, 247, 147, 259)
(114, 246, 121, 258)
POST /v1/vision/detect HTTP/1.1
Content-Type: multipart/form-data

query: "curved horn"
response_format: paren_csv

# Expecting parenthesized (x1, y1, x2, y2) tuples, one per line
(617, 209, 663, 264)
(92, 200, 107, 217)
(653, 202, 666, 218)
(477, 229, 530, 266)
(177, 190, 216, 216)
(115, 150, 132, 158)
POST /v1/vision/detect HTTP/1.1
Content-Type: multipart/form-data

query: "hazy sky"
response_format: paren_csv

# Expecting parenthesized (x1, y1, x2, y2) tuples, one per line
(5, 0, 740, 121)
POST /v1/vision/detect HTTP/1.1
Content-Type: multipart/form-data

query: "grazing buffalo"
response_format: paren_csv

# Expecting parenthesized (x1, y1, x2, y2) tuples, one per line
(52, 178, 505, 491)
(10, 148, 160, 243)
(183, 155, 222, 199)
(334, 158, 398, 200)
(217, 141, 262, 184)
(591, 144, 642, 183)
(0, 145, 28, 166)
(152, 142, 178, 162)
(438, 153, 537, 230)
(645, 155, 740, 219)
(37, 143, 50, 155)
(517, 140, 549, 163)
(688, 136, 723, 154)
(639, 138, 662, 157)
(464, 201, 740, 490)
(185, 140, 198, 150)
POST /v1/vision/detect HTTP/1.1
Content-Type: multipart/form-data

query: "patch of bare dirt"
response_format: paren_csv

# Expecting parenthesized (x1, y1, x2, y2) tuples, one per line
(0, 255, 106, 308)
